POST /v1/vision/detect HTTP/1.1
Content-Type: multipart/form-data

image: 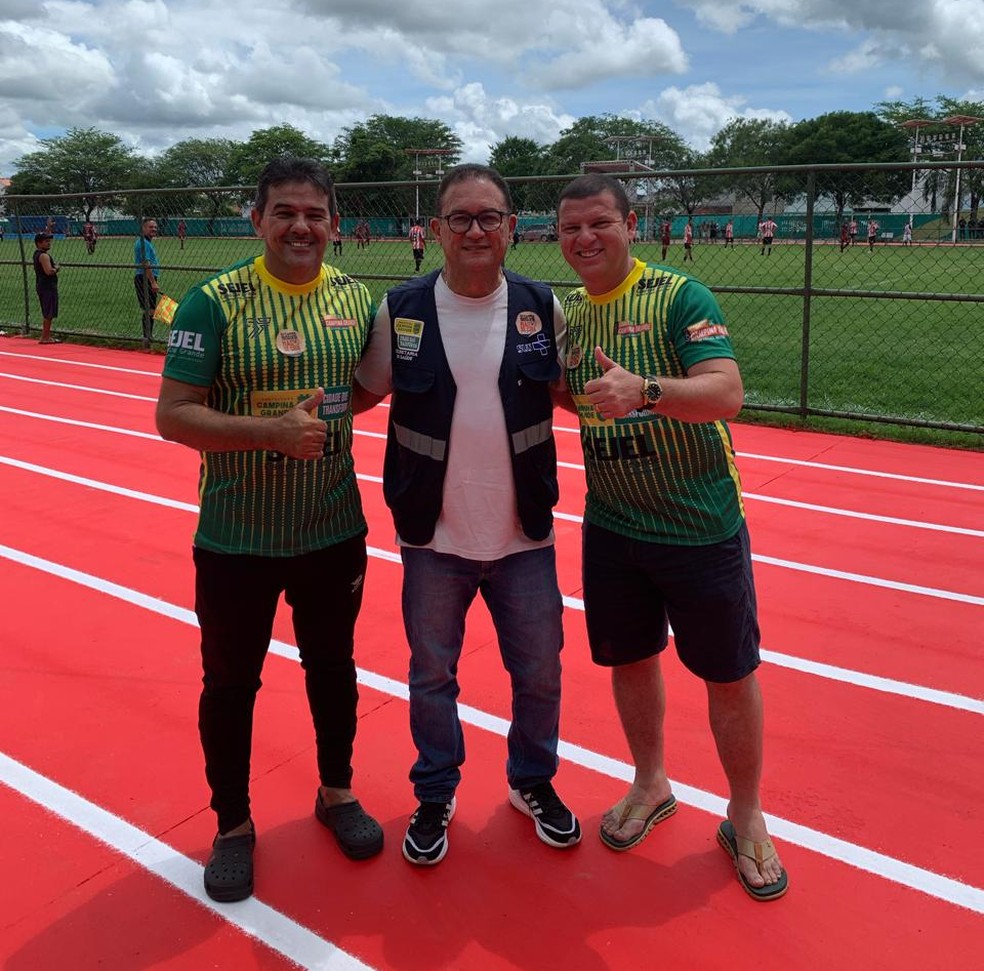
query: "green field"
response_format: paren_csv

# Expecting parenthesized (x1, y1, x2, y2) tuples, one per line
(2, 234, 981, 444)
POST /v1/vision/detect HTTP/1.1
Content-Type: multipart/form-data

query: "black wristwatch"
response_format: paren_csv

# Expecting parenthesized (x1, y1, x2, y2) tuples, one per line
(640, 374, 663, 409)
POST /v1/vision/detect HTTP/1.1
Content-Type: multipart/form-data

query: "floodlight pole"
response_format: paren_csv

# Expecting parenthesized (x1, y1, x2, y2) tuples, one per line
(944, 116, 982, 244)
(405, 148, 454, 224)
(604, 135, 658, 237)
(901, 119, 933, 194)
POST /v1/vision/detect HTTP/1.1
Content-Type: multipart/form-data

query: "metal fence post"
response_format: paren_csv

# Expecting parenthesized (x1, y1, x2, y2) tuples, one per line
(14, 202, 31, 336)
(798, 170, 816, 417)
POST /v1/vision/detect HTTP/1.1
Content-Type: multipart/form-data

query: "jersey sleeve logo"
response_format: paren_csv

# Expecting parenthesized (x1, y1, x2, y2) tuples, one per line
(685, 320, 729, 342)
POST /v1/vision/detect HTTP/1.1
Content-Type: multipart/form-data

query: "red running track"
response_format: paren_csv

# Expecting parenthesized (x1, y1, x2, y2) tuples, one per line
(1, 337, 982, 970)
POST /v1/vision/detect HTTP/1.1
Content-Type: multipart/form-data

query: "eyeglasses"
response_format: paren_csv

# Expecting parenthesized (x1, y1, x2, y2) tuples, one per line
(440, 210, 510, 234)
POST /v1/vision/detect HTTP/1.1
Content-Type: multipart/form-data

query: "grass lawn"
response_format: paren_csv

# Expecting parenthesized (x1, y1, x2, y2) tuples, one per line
(2, 234, 981, 443)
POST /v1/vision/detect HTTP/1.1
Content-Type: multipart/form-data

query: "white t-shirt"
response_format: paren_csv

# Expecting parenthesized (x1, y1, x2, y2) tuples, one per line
(356, 274, 567, 560)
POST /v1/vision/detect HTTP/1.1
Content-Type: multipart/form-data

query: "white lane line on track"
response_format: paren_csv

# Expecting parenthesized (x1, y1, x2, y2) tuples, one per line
(0, 371, 155, 401)
(0, 752, 375, 971)
(2, 453, 982, 614)
(1, 364, 981, 491)
(0, 406, 170, 442)
(2, 406, 979, 536)
(732, 451, 984, 492)
(741, 492, 984, 537)
(2, 450, 982, 612)
(0, 509, 979, 718)
(555, 490, 984, 538)
(0, 351, 161, 377)
(2, 543, 982, 917)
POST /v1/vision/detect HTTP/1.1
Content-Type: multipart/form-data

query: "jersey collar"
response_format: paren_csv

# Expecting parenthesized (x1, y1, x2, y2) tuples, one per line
(584, 258, 646, 304)
(253, 256, 327, 295)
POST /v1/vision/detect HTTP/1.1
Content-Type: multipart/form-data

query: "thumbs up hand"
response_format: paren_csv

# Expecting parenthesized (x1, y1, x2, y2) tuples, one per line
(583, 347, 645, 420)
(593, 347, 619, 373)
(276, 389, 328, 460)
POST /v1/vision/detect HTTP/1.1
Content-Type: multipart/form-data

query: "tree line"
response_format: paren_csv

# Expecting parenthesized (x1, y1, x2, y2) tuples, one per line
(4, 95, 983, 224)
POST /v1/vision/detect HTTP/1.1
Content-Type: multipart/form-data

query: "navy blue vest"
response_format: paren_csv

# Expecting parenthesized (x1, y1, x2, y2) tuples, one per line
(383, 269, 560, 547)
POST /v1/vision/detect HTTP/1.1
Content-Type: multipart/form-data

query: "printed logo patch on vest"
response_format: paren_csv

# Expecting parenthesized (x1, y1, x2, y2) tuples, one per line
(394, 317, 424, 361)
(515, 311, 543, 336)
(518, 333, 551, 357)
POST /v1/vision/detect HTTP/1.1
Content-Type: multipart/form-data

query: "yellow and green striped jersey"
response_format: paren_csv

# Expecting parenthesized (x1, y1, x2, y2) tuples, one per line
(162, 256, 375, 556)
(563, 259, 744, 545)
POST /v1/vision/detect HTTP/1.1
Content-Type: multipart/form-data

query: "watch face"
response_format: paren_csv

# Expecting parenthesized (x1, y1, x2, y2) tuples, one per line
(644, 376, 662, 403)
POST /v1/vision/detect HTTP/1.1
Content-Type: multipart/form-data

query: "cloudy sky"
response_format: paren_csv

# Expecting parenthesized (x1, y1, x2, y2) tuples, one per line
(1, 0, 983, 176)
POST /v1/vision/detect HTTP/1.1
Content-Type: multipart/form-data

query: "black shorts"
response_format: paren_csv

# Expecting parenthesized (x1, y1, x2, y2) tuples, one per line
(762, 235, 774, 245)
(37, 288, 58, 319)
(134, 276, 159, 312)
(582, 521, 761, 683)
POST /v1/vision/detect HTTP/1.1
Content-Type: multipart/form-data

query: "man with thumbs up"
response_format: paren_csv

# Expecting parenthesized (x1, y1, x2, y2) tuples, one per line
(156, 158, 383, 903)
(555, 174, 787, 901)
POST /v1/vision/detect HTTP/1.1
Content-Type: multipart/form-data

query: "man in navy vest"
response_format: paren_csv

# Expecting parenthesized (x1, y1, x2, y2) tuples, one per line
(355, 164, 581, 865)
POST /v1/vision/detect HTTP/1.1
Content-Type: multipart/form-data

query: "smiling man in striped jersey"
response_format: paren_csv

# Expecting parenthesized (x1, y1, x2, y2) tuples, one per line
(156, 157, 383, 903)
(555, 173, 788, 901)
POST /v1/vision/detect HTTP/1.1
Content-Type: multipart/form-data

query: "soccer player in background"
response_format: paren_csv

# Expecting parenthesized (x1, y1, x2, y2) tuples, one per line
(759, 217, 777, 255)
(867, 219, 879, 251)
(82, 219, 98, 254)
(409, 218, 426, 272)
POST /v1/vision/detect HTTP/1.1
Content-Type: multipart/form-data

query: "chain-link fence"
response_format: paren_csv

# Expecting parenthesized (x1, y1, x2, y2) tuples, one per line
(2, 161, 981, 437)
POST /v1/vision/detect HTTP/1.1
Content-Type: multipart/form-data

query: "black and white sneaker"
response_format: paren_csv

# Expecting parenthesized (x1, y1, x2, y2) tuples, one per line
(402, 798, 456, 865)
(509, 783, 581, 848)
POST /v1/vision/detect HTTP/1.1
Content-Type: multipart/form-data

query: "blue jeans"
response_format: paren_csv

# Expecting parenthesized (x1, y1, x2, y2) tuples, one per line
(401, 546, 564, 802)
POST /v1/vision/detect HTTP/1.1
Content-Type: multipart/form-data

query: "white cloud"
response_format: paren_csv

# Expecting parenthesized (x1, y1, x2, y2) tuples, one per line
(0, 0, 980, 177)
(679, 0, 984, 84)
(829, 38, 904, 74)
(0, 21, 113, 104)
(642, 83, 792, 150)
(426, 82, 575, 160)
(532, 16, 687, 89)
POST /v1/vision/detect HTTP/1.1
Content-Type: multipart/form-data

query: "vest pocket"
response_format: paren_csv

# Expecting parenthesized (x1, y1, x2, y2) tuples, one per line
(517, 357, 561, 384)
(392, 365, 436, 393)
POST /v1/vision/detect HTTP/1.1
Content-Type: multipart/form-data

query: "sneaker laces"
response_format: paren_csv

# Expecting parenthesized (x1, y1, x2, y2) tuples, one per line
(411, 801, 452, 834)
(522, 783, 565, 818)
